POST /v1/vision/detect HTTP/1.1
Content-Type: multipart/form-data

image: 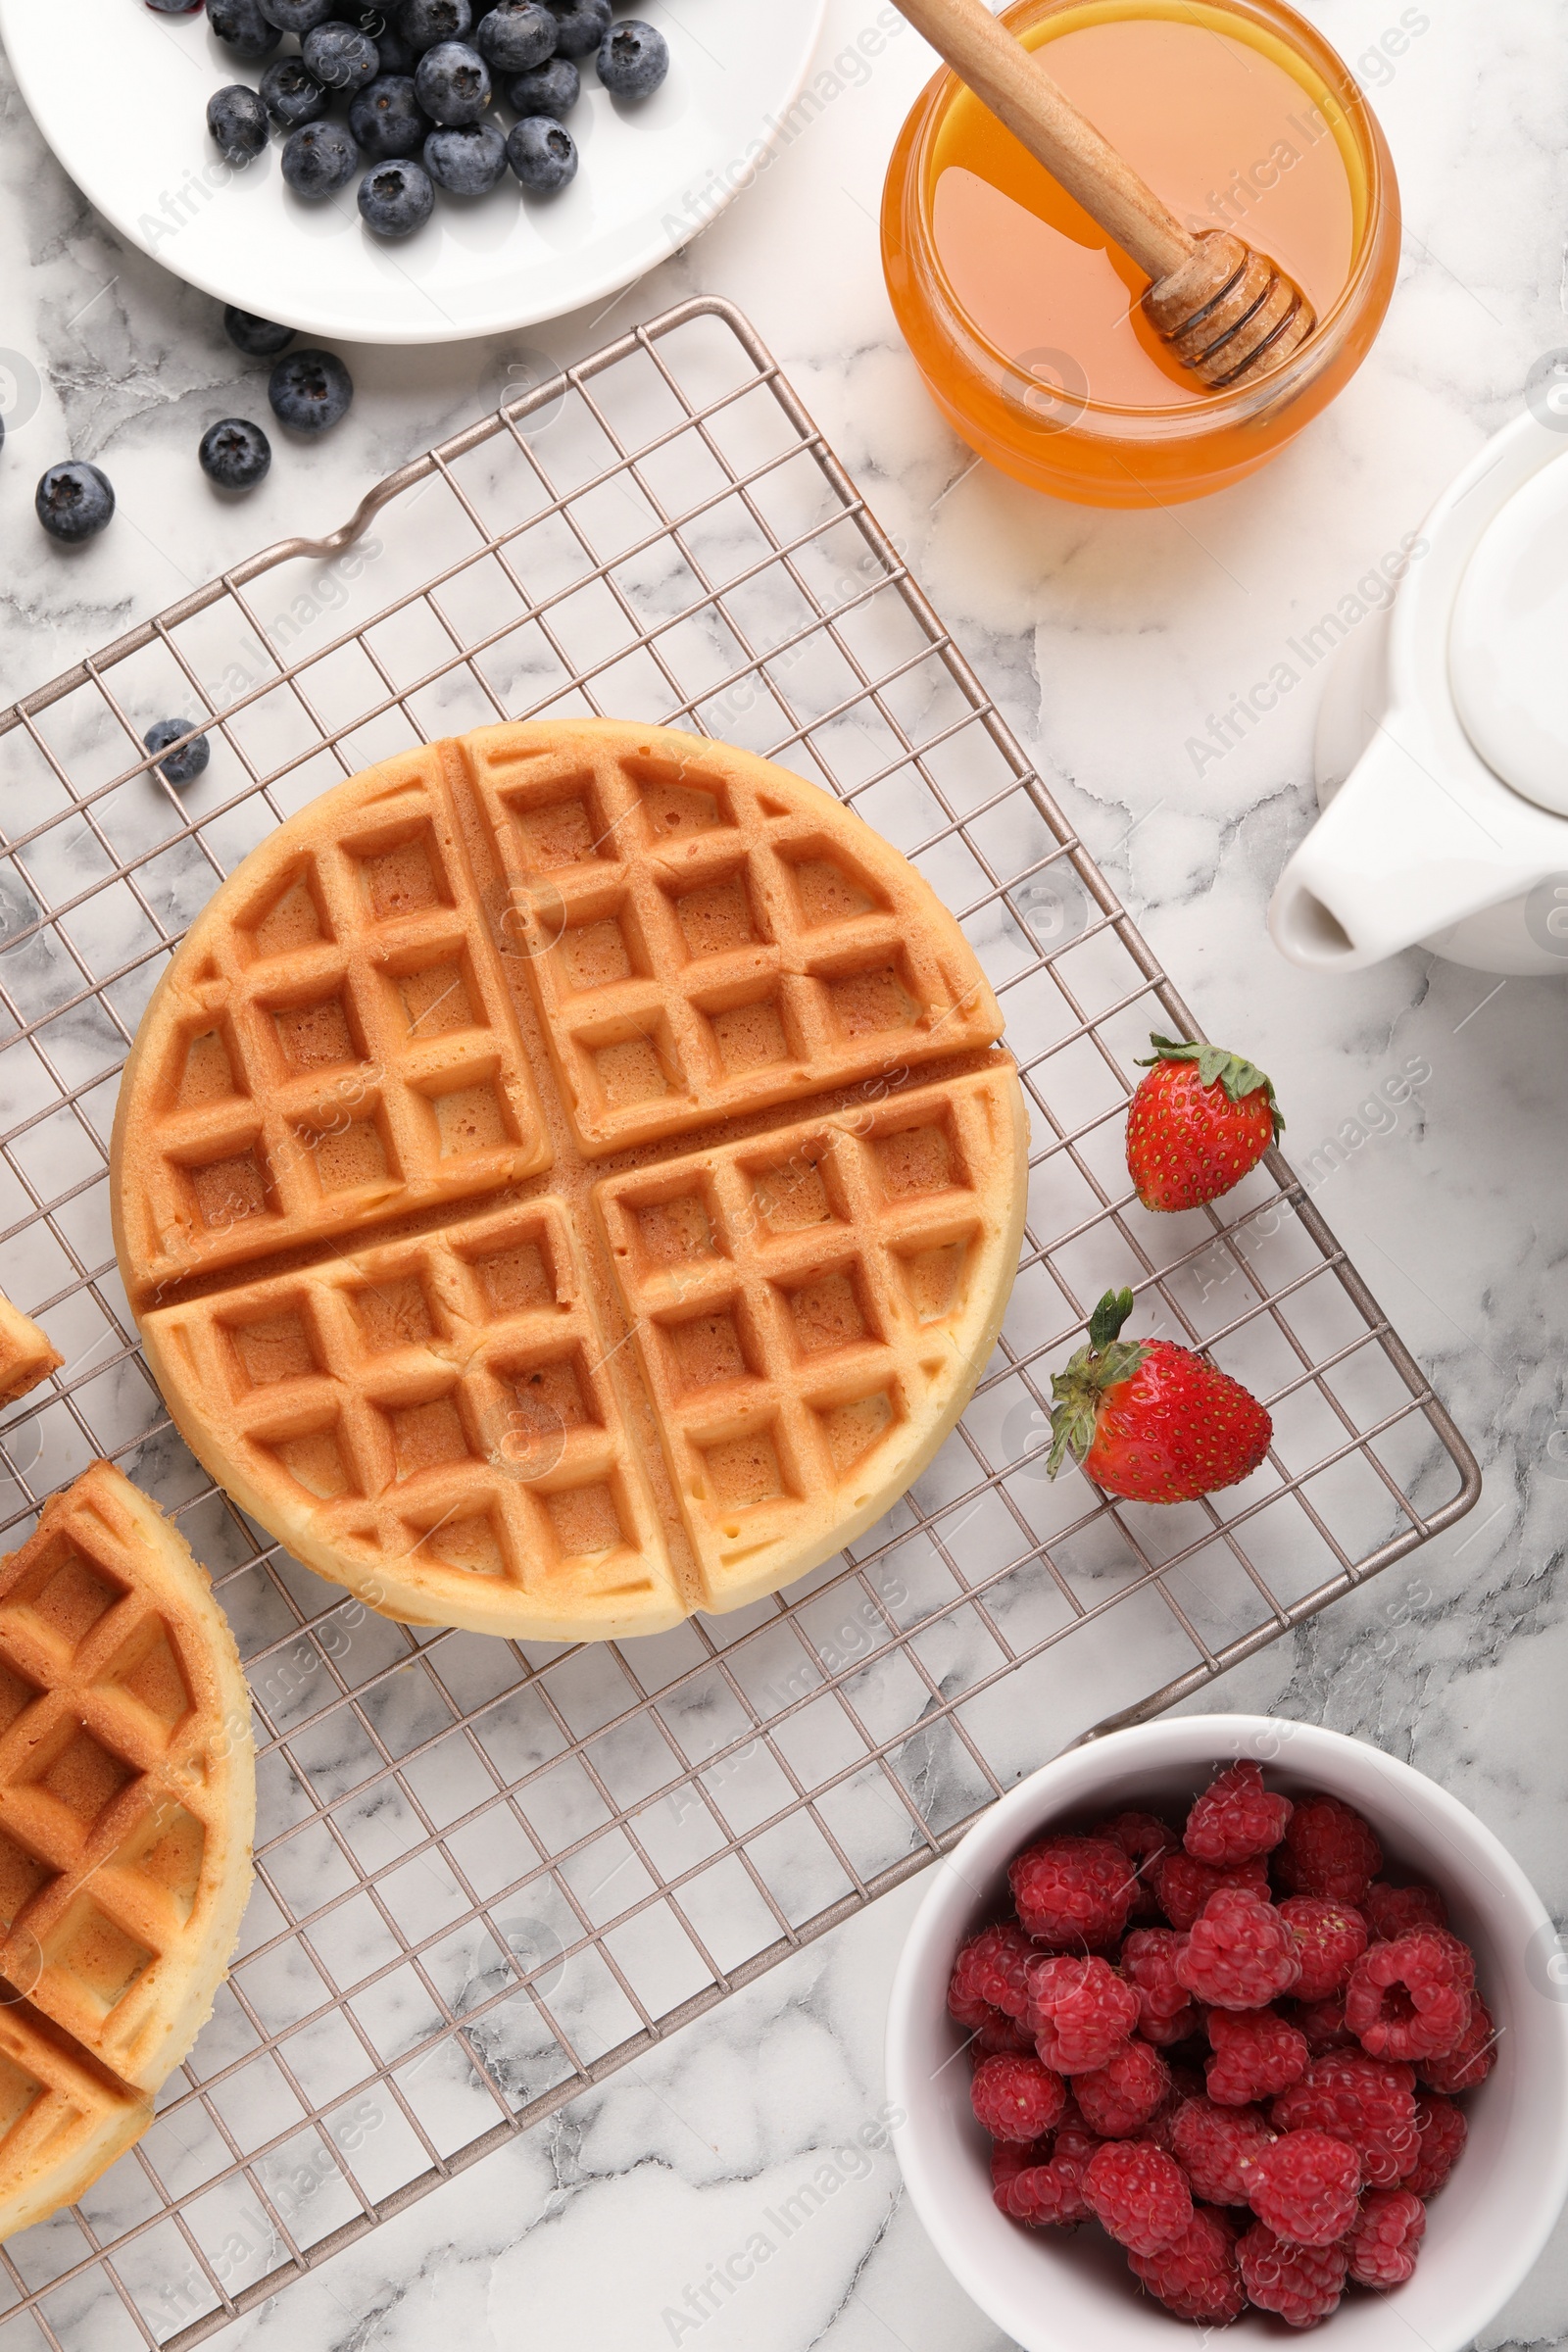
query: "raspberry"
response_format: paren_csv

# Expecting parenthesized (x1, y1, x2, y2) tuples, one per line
(970, 2051, 1067, 2142)
(1170, 2094, 1276, 2203)
(1345, 1929, 1474, 2061)
(1293, 1995, 1356, 2056)
(950, 1921, 1036, 2021)
(1129, 2207, 1246, 2325)
(1418, 1995, 1496, 2093)
(1364, 1880, 1446, 1940)
(1154, 1850, 1269, 1932)
(1075, 2038, 1170, 2137)
(1121, 1927, 1199, 2046)
(991, 2133, 1052, 2209)
(1009, 1834, 1135, 1949)
(1026, 1953, 1139, 2074)
(973, 2010, 1036, 2055)
(1237, 2221, 1348, 2326)
(1176, 1887, 1301, 2010)
(1205, 2008, 1309, 2105)
(1083, 2139, 1194, 2255)
(1277, 1895, 1369, 2001)
(1346, 2185, 1426, 2288)
(1247, 2128, 1362, 2245)
(994, 2103, 1102, 2225)
(1270, 2051, 1419, 2187)
(1275, 1794, 1382, 1902)
(1096, 1810, 1178, 1916)
(1405, 2093, 1467, 2195)
(1184, 1759, 1294, 1867)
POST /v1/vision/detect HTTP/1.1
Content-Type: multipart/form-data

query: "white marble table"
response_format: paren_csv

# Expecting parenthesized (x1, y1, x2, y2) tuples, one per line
(1, 1, 1566, 2344)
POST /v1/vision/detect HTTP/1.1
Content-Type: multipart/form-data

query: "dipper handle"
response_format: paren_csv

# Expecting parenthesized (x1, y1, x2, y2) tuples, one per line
(892, 0, 1316, 388)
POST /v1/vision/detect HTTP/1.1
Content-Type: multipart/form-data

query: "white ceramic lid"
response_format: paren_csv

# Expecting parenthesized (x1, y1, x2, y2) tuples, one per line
(1450, 449, 1568, 816)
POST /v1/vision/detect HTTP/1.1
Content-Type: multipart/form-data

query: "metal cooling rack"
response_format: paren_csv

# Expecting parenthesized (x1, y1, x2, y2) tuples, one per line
(0, 297, 1479, 2349)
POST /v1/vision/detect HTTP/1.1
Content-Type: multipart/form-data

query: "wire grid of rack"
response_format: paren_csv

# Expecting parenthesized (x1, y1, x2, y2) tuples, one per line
(0, 298, 1478, 2349)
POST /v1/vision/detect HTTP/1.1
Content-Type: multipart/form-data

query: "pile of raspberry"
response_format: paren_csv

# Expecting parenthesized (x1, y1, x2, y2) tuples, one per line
(951, 1763, 1492, 2328)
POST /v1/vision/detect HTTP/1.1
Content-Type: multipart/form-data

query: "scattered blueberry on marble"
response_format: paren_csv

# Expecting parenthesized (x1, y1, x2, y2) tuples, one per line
(474, 1, 556, 72)
(256, 0, 337, 31)
(207, 83, 270, 165)
(358, 158, 437, 235)
(143, 719, 213, 787)
(350, 74, 432, 157)
(302, 21, 381, 90)
(397, 0, 472, 50)
(269, 348, 355, 431)
(207, 0, 282, 59)
(282, 119, 361, 196)
(424, 120, 508, 193)
(415, 40, 491, 123)
(199, 416, 273, 490)
(144, 0, 205, 12)
(543, 0, 609, 59)
(507, 57, 576, 118)
(224, 307, 297, 357)
(35, 463, 116, 543)
(596, 21, 665, 98)
(507, 115, 576, 191)
(260, 55, 329, 129)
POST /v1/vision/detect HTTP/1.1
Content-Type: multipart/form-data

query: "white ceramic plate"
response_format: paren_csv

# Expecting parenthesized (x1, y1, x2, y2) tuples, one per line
(0, 0, 827, 344)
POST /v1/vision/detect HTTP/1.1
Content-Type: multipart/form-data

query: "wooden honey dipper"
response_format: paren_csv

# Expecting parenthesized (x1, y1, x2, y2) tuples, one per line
(893, 0, 1316, 389)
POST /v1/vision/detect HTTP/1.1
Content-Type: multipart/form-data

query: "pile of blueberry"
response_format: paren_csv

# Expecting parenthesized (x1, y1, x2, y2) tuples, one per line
(192, 0, 669, 233)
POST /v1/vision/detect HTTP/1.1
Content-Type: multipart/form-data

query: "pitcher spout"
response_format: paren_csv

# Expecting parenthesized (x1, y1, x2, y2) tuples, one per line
(1269, 720, 1538, 971)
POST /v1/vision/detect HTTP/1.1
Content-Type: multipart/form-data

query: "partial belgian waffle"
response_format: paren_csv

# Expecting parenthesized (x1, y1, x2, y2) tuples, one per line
(0, 1294, 61, 1412)
(0, 1464, 255, 2236)
(113, 722, 1028, 1641)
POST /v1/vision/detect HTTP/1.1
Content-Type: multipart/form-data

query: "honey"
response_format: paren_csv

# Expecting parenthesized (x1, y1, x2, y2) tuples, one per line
(882, 0, 1401, 506)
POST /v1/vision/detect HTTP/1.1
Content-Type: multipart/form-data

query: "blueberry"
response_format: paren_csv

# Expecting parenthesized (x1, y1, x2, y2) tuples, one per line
(207, 84, 270, 166)
(144, 0, 204, 11)
(506, 114, 575, 190)
(282, 120, 361, 197)
(507, 57, 576, 117)
(350, 74, 432, 159)
(269, 348, 355, 431)
(396, 0, 471, 51)
(423, 120, 507, 192)
(256, 0, 336, 29)
(207, 0, 282, 59)
(260, 56, 329, 130)
(372, 24, 415, 71)
(302, 22, 381, 90)
(597, 20, 666, 98)
(35, 463, 116, 543)
(474, 1, 554, 71)
(358, 158, 437, 234)
(200, 416, 272, 490)
(349, 74, 430, 156)
(544, 0, 608, 59)
(224, 306, 296, 357)
(143, 719, 213, 788)
(415, 39, 490, 122)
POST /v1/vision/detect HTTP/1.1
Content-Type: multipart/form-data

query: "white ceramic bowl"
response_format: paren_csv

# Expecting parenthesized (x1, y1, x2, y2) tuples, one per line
(0, 0, 827, 344)
(886, 1715, 1568, 2352)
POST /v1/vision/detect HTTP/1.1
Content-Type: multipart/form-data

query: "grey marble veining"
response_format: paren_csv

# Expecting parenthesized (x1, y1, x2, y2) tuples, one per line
(1, 0, 1567, 2344)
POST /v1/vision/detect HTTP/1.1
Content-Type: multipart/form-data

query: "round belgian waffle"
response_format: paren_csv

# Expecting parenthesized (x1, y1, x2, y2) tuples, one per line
(112, 721, 1028, 1642)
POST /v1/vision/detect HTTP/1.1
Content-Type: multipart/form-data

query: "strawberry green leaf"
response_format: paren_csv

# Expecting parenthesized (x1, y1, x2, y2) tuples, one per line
(1136, 1034, 1285, 1139)
(1087, 1287, 1135, 1348)
(1046, 1294, 1150, 1477)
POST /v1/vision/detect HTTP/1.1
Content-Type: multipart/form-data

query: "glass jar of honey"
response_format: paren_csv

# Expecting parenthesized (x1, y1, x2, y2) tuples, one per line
(881, 0, 1402, 507)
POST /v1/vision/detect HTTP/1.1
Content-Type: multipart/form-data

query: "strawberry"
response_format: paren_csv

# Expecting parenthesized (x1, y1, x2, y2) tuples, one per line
(1047, 1289, 1273, 1504)
(1126, 1035, 1284, 1212)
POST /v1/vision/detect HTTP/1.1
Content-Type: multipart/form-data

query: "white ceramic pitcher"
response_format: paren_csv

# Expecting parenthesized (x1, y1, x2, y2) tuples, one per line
(1270, 407, 1568, 976)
